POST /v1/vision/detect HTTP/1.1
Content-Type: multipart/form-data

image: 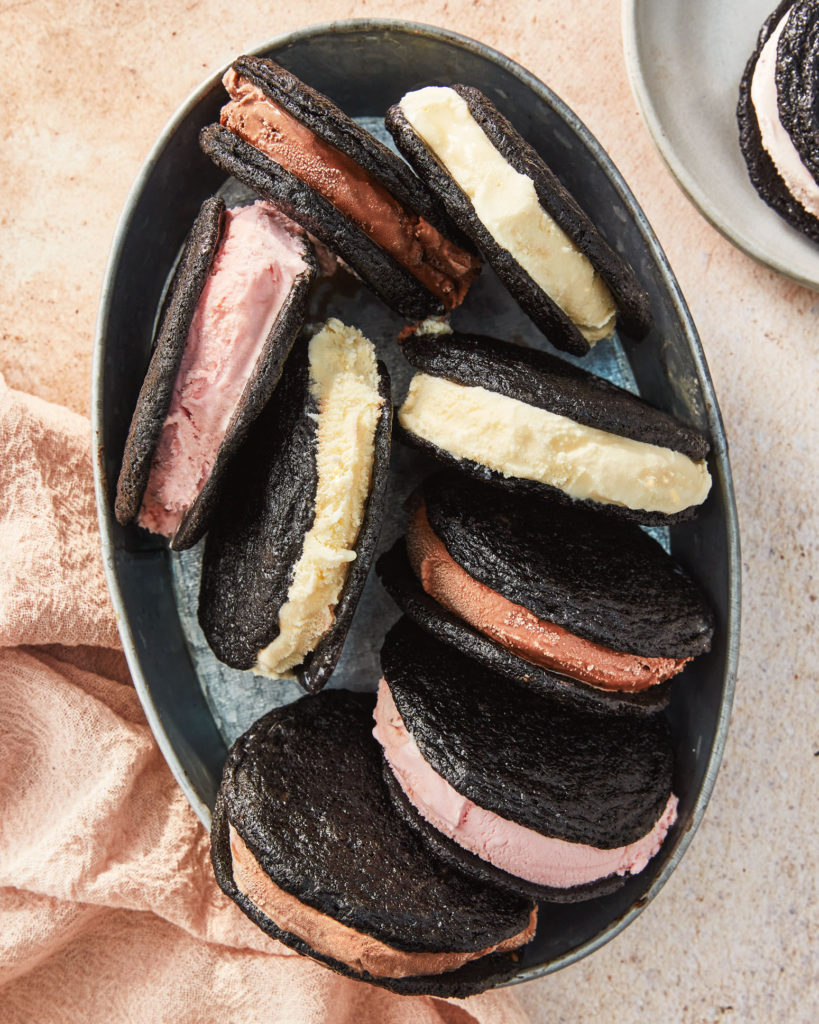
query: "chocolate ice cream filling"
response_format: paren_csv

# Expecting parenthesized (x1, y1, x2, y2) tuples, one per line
(407, 503, 689, 690)
(220, 70, 479, 309)
(229, 824, 536, 978)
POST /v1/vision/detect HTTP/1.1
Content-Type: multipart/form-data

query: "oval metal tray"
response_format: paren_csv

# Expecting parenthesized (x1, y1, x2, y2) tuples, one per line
(92, 19, 740, 986)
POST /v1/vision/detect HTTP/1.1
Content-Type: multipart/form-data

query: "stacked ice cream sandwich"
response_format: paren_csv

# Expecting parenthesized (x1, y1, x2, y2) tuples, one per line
(377, 472, 714, 716)
(201, 56, 481, 319)
(374, 618, 680, 902)
(212, 689, 538, 996)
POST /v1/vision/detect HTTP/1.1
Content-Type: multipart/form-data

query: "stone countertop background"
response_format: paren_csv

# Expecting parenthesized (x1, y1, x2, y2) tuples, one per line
(1, 1, 816, 1021)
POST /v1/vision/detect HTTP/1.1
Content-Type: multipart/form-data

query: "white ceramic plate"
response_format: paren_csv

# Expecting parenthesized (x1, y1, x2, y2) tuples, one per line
(623, 0, 819, 288)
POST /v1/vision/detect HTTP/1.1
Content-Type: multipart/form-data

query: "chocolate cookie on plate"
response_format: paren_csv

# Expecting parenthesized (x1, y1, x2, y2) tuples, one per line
(738, 0, 819, 241)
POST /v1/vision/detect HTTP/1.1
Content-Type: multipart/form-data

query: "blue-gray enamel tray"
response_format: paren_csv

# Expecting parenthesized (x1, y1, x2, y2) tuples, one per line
(92, 19, 740, 986)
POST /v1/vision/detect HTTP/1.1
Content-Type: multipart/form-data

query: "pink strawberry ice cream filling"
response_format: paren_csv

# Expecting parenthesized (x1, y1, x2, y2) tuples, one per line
(373, 679, 678, 889)
(138, 201, 309, 537)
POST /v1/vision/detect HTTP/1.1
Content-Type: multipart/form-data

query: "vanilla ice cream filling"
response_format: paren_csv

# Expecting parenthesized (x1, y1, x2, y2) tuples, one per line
(399, 374, 711, 515)
(751, 11, 819, 219)
(254, 320, 382, 678)
(399, 86, 616, 342)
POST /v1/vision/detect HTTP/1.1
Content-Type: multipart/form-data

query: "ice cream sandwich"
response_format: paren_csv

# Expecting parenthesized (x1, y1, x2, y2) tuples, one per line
(397, 330, 711, 524)
(738, 1, 819, 241)
(377, 473, 713, 716)
(198, 319, 391, 693)
(115, 196, 315, 549)
(375, 618, 678, 902)
(386, 85, 651, 355)
(200, 57, 481, 321)
(211, 689, 537, 995)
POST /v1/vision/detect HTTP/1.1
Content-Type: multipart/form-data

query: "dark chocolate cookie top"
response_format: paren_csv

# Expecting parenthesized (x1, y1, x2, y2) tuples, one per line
(381, 618, 674, 848)
(737, 0, 819, 242)
(422, 472, 714, 658)
(776, 1, 819, 184)
(401, 331, 709, 460)
(219, 688, 534, 953)
(198, 339, 318, 670)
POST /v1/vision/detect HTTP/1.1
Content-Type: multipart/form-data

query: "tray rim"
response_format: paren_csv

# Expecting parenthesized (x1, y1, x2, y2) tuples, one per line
(91, 17, 741, 986)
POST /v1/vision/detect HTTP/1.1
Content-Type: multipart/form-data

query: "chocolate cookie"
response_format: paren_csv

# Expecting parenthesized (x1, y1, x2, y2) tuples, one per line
(199, 320, 392, 693)
(212, 689, 536, 995)
(738, 1, 819, 241)
(201, 57, 480, 321)
(776, 0, 819, 182)
(386, 84, 651, 354)
(115, 196, 316, 549)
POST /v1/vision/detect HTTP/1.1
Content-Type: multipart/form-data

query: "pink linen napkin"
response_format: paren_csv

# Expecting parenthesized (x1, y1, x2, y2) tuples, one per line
(0, 373, 531, 1024)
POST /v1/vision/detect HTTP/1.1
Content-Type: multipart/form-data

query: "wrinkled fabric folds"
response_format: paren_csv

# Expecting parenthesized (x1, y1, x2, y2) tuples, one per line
(0, 374, 529, 1024)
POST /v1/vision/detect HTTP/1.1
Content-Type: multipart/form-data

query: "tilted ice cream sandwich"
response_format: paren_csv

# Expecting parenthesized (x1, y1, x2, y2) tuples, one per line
(116, 197, 315, 550)
(200, 57, 481, 321)
(738, 1, 819, 241)
(211, 689, 537, 995)
(397, 331, 712, 524)
(199, 319, 391, 693)
(377, 473, 714, 716)
(375, 618, 678, 902)
(386, 85, 651, 355)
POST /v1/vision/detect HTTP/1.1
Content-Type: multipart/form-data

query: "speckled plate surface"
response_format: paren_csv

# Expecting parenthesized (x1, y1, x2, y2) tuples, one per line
(92, 20, 739, 986)
(623, 0, 819, 288)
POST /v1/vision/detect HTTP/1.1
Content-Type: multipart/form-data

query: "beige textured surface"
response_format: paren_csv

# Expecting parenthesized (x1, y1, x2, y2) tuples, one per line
(1, 0, 816, 1020)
